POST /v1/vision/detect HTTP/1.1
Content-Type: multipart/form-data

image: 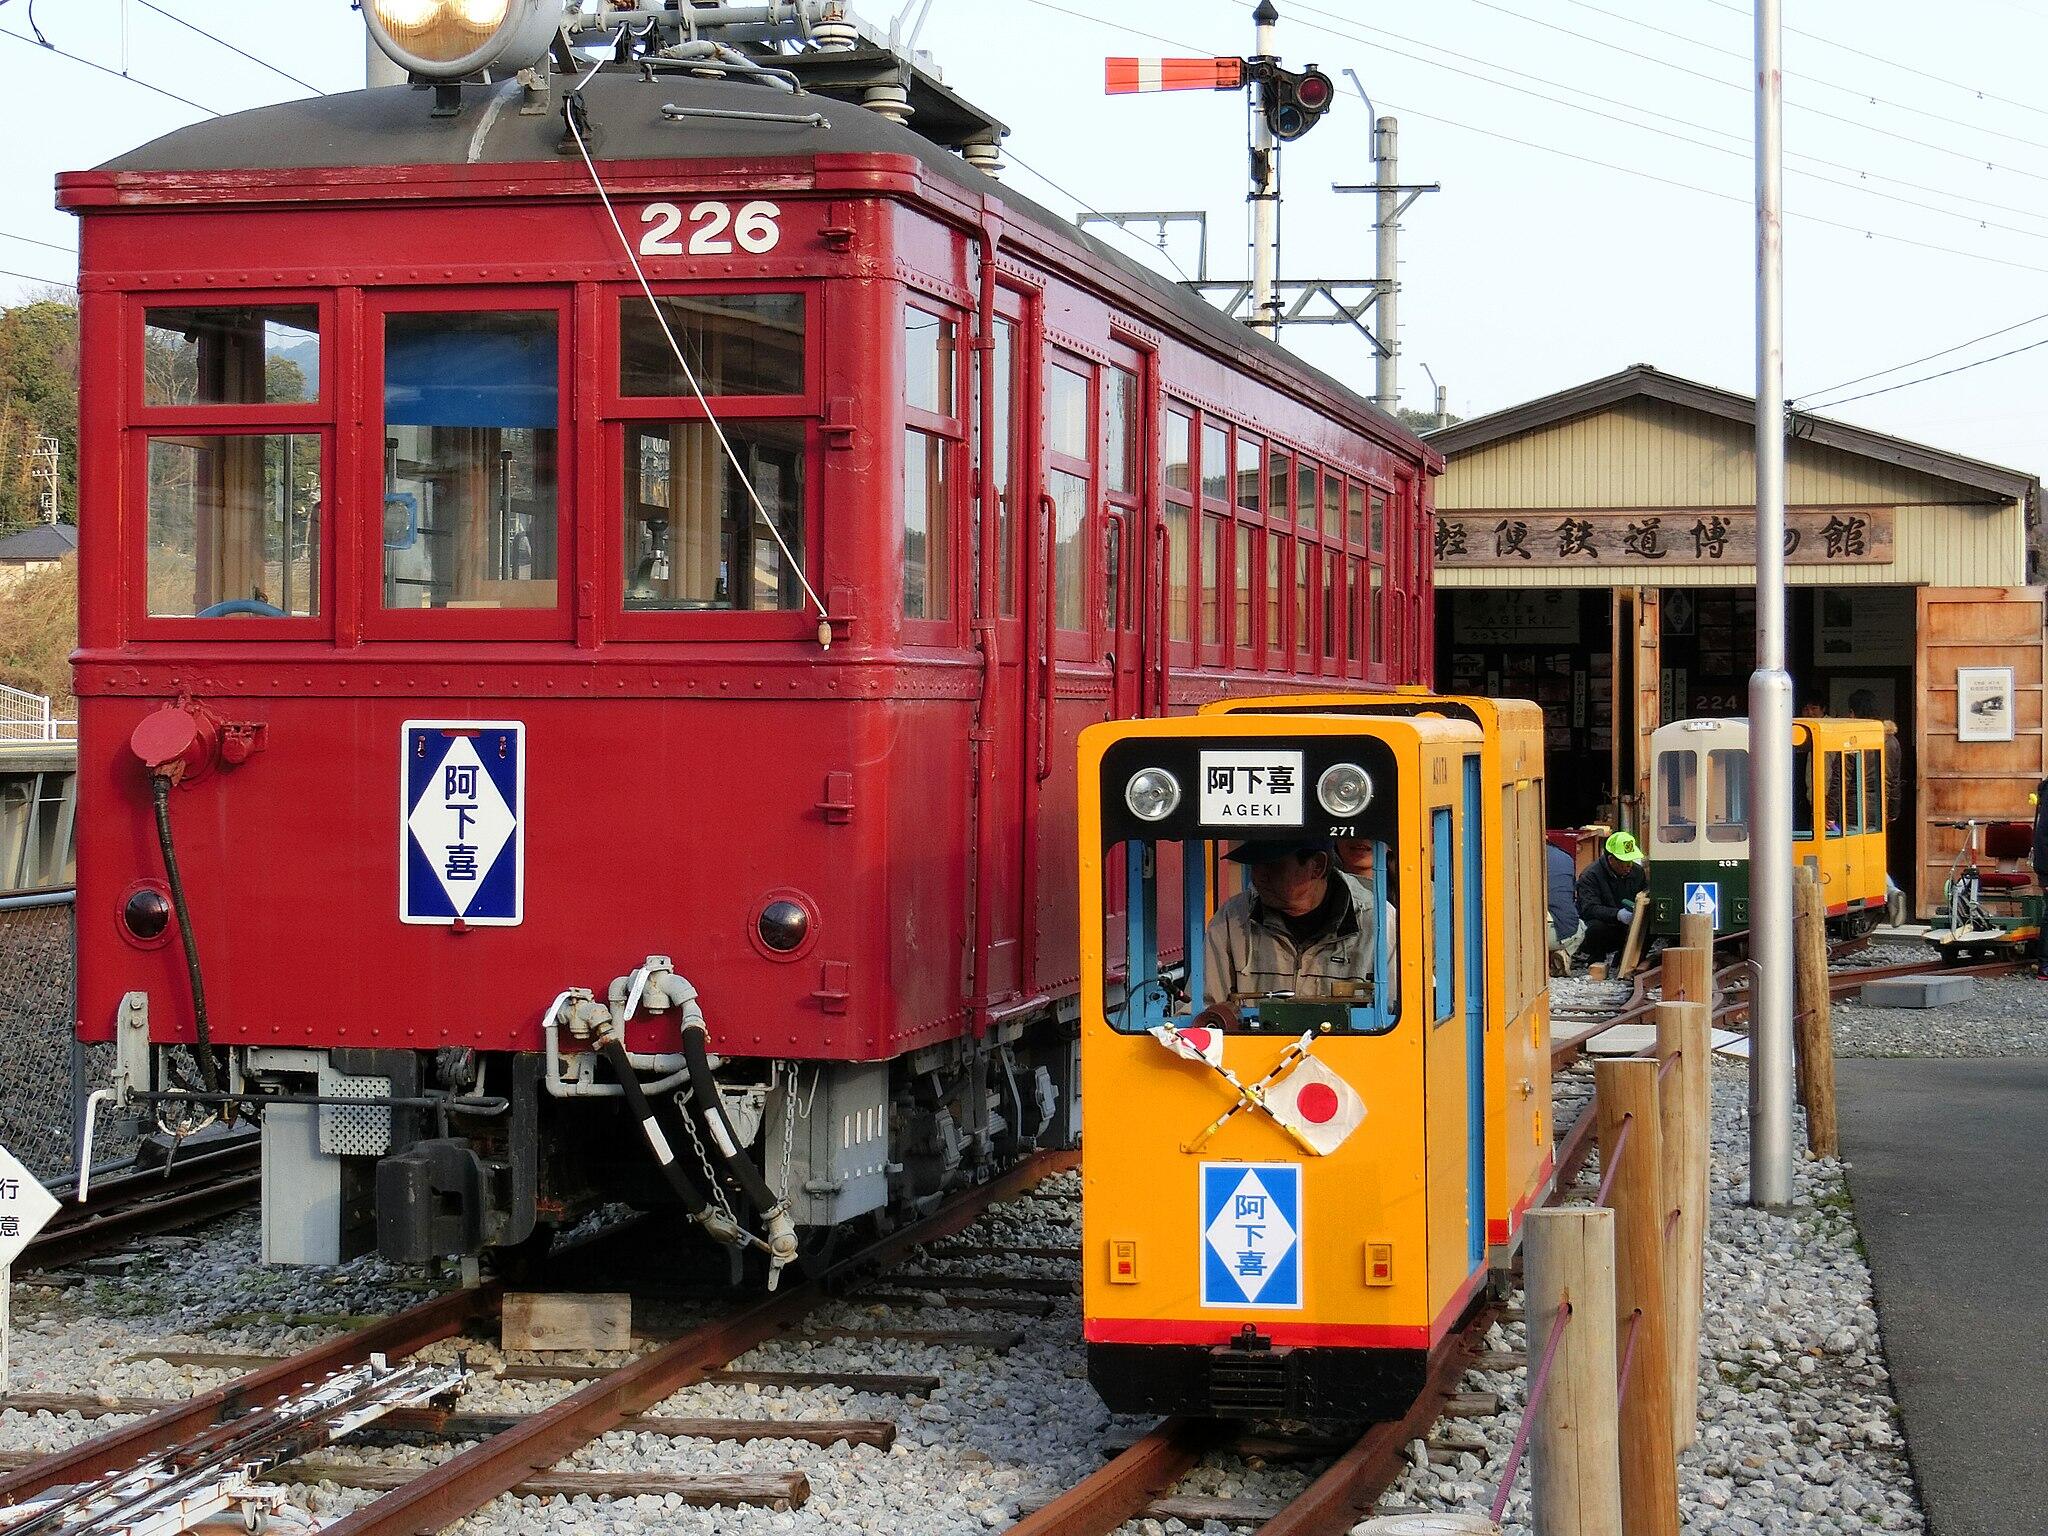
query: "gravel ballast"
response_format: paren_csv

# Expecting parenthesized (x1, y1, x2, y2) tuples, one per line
(3, 976, 1928, 1535)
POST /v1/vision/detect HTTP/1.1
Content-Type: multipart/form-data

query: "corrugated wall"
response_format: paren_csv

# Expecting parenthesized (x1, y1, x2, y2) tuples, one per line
(1437, 398, 2024, 589)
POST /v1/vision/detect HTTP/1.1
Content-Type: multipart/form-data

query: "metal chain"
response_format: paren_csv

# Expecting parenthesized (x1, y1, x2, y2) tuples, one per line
(778, 1062, 805, 1197)
(675, 1084, 743, 1230)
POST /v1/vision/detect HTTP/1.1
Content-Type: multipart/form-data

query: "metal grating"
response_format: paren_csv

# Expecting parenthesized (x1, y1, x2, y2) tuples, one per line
(317, 1063, 393, 1156)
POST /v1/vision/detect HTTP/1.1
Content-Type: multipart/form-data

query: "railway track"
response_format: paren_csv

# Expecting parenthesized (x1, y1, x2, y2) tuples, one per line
(24, 1138, 261, 1272)
(0, 1148, 1081, 1533)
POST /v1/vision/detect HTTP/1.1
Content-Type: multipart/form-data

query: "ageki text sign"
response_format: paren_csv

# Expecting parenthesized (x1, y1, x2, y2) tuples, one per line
(1433, 506, 1894, 570)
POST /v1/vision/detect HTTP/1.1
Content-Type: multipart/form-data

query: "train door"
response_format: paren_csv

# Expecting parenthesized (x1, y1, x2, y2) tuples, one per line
(972, 296, 1031, 1003)
(1460, 755, 1487, 1269)
(1031, 348, 1104, 990)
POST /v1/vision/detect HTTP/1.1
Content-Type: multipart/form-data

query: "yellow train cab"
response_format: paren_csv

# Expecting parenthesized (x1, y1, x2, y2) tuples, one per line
(1202, 692, 1554, 1265)
(1078, 708, 1520, 1419)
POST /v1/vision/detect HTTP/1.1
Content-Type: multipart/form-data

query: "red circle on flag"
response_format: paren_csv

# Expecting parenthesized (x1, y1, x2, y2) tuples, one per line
(1296, 1082, 1341, 1125)
(1180, 1028, 1213, 1054)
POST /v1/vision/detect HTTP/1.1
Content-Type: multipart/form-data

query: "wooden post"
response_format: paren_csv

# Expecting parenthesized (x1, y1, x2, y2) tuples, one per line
(1678, 908, 1715, 969)
(1616, 900, 1650, 978)
(1525, 1208, 1623, 1536)
(1654, 1000, 1710, 1452)
(1792, 864, 1839, 1157)
(1594, 1058, 1679, 1536)
(1659, 943, 1710, 1011)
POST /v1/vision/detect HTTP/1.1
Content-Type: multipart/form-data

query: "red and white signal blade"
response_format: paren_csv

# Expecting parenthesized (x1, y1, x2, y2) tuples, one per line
(1151, 1022, 1225, 1068)
(1105, 56, 1247, 94)
(1265, 1054, 1366, 1155)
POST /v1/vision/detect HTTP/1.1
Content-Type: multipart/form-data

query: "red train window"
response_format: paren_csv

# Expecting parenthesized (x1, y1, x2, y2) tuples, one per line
(903, 305, 962, 627)
(145, 433, 322, 618)
(144, 305, 319, 407)
(622, 421, 806, 612)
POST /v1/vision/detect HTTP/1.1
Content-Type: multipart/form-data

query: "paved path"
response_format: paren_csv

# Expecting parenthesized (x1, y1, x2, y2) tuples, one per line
(1837, 1058, 2048, 1536)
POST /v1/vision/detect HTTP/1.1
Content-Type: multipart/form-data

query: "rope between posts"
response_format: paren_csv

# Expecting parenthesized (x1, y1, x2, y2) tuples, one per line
(1594, 1114, 1634, 1208)
(1616, 1306, 1645, 1401)
(1487, 1298, 1573, 1525)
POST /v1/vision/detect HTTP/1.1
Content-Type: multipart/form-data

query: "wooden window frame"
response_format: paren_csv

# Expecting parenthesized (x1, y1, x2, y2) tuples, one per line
(604, 280, 825, 642)
(899, 299, 968, 648)
(127, 289, 338, 640)
(1044, 349, 1098, 663)
(361, 285, 576, 643)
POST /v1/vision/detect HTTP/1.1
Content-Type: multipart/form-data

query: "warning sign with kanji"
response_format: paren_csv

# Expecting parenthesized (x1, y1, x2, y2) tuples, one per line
(401, 721, 525, 926)
(0, 1143, 58, 1267)
(1200, 1162, 1303, 1309)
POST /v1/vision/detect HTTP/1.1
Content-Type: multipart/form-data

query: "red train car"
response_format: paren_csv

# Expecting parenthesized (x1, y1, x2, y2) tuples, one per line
(61, 40, 1437, 1272)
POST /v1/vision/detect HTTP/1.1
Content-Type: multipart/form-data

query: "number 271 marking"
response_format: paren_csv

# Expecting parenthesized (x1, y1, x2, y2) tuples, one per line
(638, 200, 782, 256)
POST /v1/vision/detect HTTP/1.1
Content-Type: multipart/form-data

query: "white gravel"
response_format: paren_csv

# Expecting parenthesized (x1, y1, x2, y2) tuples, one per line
(4, 1016, 1928, 1536)
(1834, 970, 2048, 1057)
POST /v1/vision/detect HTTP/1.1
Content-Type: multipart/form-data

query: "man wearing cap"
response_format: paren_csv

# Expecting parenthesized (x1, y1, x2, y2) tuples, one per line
(1204, 838, 1391, 1005)
(1575, 831, 1649, 966)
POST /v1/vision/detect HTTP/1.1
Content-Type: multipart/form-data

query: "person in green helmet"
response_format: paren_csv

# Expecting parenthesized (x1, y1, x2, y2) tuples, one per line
(1575, 830, 1649, 966)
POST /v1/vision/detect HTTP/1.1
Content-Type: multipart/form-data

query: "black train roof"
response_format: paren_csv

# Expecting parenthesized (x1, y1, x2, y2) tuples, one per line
(98, 70, 1419, 452)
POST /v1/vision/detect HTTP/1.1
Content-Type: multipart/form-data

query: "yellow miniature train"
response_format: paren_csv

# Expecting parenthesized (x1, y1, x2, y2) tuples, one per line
(1077, 698, 1553, 1419)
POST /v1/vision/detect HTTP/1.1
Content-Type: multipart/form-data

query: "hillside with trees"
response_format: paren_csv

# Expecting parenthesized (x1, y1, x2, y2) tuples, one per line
(0, 296, 79, 708)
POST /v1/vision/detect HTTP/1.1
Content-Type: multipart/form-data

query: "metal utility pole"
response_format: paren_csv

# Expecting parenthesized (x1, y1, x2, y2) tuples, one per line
(1374, 116, 1399, 409)
(1748, 0, 1796, 1209)
(1248, 0, 1282, 338)
(28, 435, 58, 524)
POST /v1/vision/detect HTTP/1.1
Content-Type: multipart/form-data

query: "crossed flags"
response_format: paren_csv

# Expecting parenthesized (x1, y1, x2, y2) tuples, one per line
(1150, 1020, 1366, 1156)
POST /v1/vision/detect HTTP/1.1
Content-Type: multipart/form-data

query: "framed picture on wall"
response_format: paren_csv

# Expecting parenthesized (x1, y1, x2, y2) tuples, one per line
(1956, 666, 2015, 743)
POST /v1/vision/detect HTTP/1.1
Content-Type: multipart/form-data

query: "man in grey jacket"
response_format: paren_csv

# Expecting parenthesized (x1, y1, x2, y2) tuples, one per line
(1203, 839, 1391, 1005)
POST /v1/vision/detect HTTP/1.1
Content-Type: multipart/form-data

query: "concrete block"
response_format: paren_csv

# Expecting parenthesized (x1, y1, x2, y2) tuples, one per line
(1858, 974, 1977, 1009)
(1586, 1023, 1658, 1056)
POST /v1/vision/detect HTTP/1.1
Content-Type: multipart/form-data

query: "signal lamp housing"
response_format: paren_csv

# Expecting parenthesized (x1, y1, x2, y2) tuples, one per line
(1261, 64, 1336, 142)
(1125, 767, 1182, 822)
(364, 0, 564, 82)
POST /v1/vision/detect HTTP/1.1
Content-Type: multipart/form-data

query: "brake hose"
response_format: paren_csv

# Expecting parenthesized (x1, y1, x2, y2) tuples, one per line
(598, 1037, 716, 1221)
(150, 774, 221, 1095)
(679, 1022, 782, 1220)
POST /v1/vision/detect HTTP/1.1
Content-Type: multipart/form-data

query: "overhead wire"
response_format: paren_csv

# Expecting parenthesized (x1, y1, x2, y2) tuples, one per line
(134, 0, 322, 94)
(1021, 0, 2048, 283)
(1005, 149, 1197, 283)
(1796, 333, 2048, 411)
(0, 265, 75, 290)
(1795, 309, 2048, 406)
(1533, 0, 2048, 162)
(1693, 0, 2048, 124)
(0, 21, 219, 115)
(0, 229, 77, 257)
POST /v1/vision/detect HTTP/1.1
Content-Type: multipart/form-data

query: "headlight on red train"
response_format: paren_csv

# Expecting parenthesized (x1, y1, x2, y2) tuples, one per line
(364, 0, 564, 80)
(1124, 768, 1181, 822)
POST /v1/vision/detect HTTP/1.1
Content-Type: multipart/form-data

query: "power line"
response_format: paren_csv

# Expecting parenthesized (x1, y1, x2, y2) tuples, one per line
(0, 230, 75, 257)
(1281, 0, 2048, 194)
(135, 0, 321, 94)
(1557, 0, 2048, 160)
(1694, 0, 2048, 124)
(0, 22, 219, 115)
(0, 265, 74, 290)
(1795, 309, 2048, 404)
(1005, 146, 1197, 283)
(1801, 333, 2048, 411)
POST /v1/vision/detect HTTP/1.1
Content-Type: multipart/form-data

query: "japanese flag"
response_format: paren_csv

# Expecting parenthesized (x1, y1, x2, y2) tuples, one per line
(1152, 1022, 1225, 1068)
(1265, 1055, 1366, 1155)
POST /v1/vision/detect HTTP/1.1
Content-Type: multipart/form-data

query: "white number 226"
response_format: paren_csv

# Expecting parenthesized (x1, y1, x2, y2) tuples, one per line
(638, 200, 782, 257)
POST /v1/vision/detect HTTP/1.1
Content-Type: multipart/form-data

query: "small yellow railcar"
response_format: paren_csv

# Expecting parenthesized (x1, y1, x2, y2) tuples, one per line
(1077, 706, 1551, 1419)
(1205, 692, 1554, 1265)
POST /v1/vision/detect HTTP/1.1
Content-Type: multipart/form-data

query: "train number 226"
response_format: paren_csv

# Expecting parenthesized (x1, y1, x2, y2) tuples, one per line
(639, 201, 782, 256)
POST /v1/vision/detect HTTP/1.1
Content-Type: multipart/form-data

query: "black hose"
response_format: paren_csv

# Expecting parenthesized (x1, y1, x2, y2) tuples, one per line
(151, 774, 221, 1095)
(679, 1021, 781, 1218)
(598, 1038, 714, 1218)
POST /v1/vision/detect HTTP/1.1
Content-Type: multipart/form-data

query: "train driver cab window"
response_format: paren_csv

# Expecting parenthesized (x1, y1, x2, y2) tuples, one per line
(1656, 750, 1699, 845)
(617, 292, 811, 615)
(1707, 748, 1749, 843)
(141, 304, 325, 621)
(383, 310, 559, 611)
(1824, 751, 1846, 837)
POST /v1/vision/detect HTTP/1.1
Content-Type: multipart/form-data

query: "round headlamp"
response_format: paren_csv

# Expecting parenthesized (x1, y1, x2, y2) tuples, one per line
(1125, 767, 1182, 822)
(364, 0, 563, 81)
(1317, 762, 1373, 817)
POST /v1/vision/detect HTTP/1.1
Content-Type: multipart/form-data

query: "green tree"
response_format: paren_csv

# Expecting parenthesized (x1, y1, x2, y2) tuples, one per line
(0, 298, 78, 534)
(1397, 405, 1462, 433)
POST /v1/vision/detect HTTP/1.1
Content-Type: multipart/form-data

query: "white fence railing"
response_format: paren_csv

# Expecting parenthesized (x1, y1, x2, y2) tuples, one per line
(0, 684, 73, 742)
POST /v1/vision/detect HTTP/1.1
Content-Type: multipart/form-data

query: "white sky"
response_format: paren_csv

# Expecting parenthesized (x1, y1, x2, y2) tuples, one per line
(5, 0, 2048, 480)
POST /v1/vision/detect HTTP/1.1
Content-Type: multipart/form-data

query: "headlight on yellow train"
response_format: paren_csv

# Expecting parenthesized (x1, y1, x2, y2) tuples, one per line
(1125, 767, 1181, 822)
(1317, 762, 1373, 817)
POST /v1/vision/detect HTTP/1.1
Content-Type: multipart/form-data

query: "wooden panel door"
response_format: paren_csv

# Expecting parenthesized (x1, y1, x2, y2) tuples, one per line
(1912, 586, 2047, 915)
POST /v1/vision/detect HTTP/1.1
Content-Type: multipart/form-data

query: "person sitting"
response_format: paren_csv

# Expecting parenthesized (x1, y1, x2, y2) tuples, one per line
(1575, 830, 1648, 966)
(1203, 838, 1386, 1006)
(1334, 836, 1400, 982)
(1546, 841, 1586, 971)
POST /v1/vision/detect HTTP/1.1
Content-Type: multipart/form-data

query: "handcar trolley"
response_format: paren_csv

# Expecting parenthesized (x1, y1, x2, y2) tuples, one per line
(1076, 707, 1553, 1420)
